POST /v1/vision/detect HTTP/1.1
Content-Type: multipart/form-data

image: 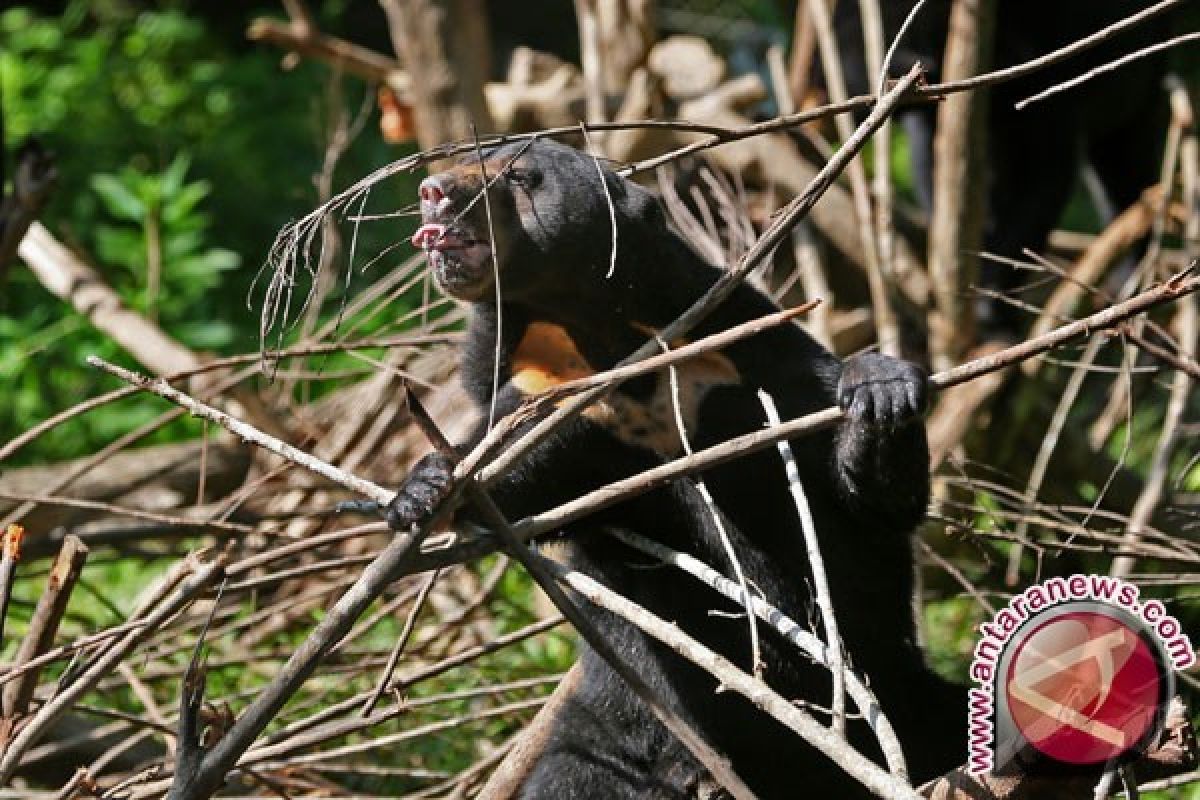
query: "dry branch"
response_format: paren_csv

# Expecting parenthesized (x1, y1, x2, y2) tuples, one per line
(475, 664, 583, 800)
(246, 15, 409, 91)
(536, 551, 924, 800)
(0, 535, 88, 725)
(0, 526, 21, 647)
(759, 390, 851, 743)
(18, 223, 201, 377)
(805, 0, 898, 355)
(87, 359, 393, 507)
(0, 440, 250, 538)
(379, 0, 493, 153)
(1016, 31, 1200, 111)
(927, 0, 994, 369)
(0, 556, 223, 785)
(925, 341, 1007, 466)
(1110, 294, 1197, 577)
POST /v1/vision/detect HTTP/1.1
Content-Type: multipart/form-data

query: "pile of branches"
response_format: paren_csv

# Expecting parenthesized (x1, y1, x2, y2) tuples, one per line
(1, 1, 1197, 798)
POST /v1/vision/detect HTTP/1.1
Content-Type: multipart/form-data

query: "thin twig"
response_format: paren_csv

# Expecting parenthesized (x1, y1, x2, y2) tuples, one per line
(661, 338, 762, 678)
(758, 390, 847, 737)
(468, 124, 507, 434)
(580, 124, 619, 279)
(0, 526, 22, 647)
(0, 492, 256, 536)
(360, 567, 441, 715)
(1111, 294, 1197, 578)
(881, 0, 928, 90)
(1016, 32, 1200, 111)
(86, 357, 392, 506)
(1006, 335, 1107, 585)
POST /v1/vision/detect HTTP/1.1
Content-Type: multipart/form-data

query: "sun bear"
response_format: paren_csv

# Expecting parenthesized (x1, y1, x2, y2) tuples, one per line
(386, 139, 966, 797)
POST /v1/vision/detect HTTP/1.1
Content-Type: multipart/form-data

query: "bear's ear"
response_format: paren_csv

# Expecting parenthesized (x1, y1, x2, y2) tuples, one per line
(607, 172, 667, 232)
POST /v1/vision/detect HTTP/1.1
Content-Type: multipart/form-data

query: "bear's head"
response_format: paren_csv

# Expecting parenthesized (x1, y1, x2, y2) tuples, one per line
(411, 138, 665, 304)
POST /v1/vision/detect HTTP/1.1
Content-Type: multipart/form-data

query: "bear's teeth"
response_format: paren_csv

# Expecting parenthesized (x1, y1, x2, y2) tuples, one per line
(412, 223, 448, 249)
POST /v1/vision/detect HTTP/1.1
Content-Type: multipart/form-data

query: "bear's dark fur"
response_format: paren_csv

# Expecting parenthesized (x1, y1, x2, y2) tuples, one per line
(389, 139, 965, 797)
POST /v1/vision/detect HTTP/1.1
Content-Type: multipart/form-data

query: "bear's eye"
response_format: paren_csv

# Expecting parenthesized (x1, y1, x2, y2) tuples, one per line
(505, 168, 542, 189)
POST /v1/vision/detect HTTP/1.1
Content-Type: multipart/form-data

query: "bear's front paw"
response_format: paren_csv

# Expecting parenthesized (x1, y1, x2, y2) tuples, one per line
(386, 452, 456, 532)
(837, 352, 928, 428)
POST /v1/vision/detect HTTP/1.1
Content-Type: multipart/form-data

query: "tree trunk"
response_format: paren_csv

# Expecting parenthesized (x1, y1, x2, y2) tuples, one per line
(379, 0, 494, 153)
(927, 0, 995, 370)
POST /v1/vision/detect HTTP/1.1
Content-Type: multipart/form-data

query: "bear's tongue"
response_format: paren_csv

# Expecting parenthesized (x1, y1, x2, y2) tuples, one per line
(411, 223, 448, 249)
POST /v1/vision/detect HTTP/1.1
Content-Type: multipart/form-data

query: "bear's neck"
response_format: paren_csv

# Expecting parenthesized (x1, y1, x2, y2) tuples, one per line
(503, 226, 721, 332)
(462, 229, 725, 403)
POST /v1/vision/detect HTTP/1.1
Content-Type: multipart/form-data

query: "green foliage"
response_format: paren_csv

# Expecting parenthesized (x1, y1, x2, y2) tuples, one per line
(90, 154, 241, 347)
(0, 2, 415, 465)
(923, 594, 982, 683)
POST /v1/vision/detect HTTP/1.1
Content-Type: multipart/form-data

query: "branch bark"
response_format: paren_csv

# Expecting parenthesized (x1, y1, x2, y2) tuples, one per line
(0, 525, 21, 646)
(18, 222, 200, 377)
(0, 557, 222, 786)
(246, 15, 409, 90)
(1, 536, 88, 726)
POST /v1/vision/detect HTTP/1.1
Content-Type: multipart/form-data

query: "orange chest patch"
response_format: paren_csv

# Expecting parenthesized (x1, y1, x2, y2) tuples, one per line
(511, 322, 596, 394)
(508, 320, 742, 458)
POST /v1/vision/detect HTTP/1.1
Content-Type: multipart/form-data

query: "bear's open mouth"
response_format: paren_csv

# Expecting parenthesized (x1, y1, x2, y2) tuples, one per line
(411, 222, 494, 296)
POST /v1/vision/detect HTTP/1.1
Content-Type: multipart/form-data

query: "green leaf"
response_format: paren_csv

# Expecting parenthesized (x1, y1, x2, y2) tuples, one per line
(160, 152, 191, 197)
(174, 320, 234, 349)
(93, 226, 146, 272)
(161, 181, 210, 225)
(90, 174, 146, 221)
(163, 229, 205, 261)
(177, 249, 241, 275)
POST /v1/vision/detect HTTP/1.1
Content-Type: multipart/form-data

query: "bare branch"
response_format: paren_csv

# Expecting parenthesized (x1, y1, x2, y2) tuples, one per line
(758, 390, 850, 742)
(536, 551, 924, 800)
(0, 556, 222, 785)
(1015, 31, 1200, 111)
(0, 526, 22, 646)
(1, 535, 87, 721)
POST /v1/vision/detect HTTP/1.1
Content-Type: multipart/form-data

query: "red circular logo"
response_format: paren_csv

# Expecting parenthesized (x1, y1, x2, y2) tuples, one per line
(1005, 609, 1164, 765)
